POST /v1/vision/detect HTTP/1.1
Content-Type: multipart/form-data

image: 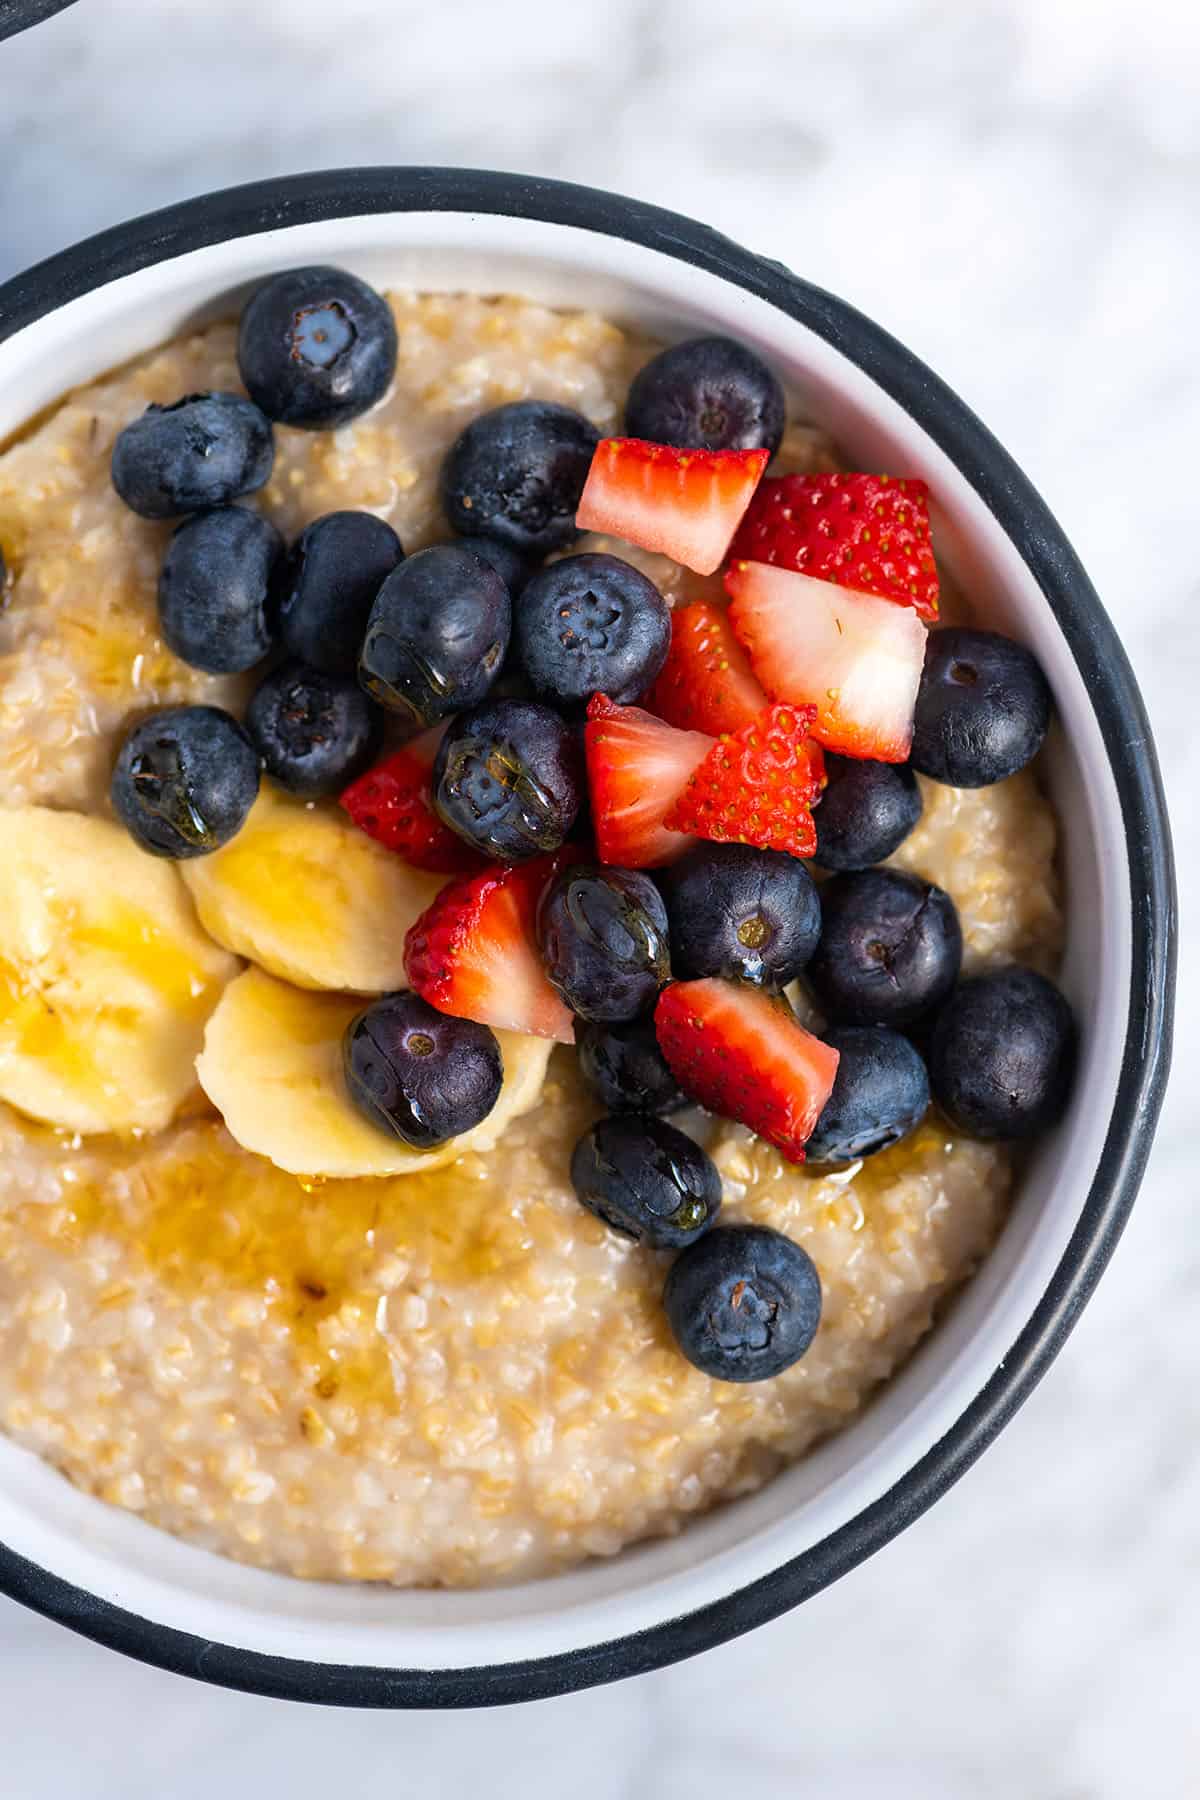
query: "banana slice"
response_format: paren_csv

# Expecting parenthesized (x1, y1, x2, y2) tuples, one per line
(197, 966, 553, 1177)
(181, 786, 444, 994)
(0, 806, 239, 1135)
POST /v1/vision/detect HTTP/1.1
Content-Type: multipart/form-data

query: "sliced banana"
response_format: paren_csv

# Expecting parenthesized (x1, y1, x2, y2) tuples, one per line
(197, 966, 553, 1178)
(181, 787, 444, 994)
(0, 806, 239, 1135)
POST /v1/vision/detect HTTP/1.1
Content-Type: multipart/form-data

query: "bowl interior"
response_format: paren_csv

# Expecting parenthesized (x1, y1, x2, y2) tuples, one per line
(0, 207, 1131, 1673)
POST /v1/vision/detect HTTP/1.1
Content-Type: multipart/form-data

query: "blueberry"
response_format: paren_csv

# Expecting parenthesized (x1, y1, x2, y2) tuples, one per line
(814, 755, 923, 871)
(245, 661, 381, 798)
(806, 868, 962, 1027)
(158, 506, 282, 674)
(805, 1026, 931, 1163)
(343, 992, 502, 1150)
(111, 705, 259, 859)
(656, 843, 821, 986)
(277, 510, 404, 675)
(515, 553, 670, 707)
(570, 1115, 721, 1249)
(625, 336, 786, 457)
(441, 401, 599, 555)
(911, 627, 1052, 788)
(574, 1016, 688, 1115)
(663, 1225, 821, 1382)
(458, 533, 535, 599)
(930, 966, 1075, 1140)
(238, 265, 397, 430)
(358, 544, 511, 728)
(538, 865, 670, 1022)
(433, 699, 582, 861)
(110, 392, 274, 520)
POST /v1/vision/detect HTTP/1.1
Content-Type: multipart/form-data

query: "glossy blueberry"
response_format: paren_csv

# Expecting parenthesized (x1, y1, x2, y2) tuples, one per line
(538, 865, 670, 1023)
(625, 335, 786, 457)
(358, 543, 511, 728)
(238, 265, 397, 430)
(433, 699, 582, 861)
(516, 553, 671, 707)
(656, 843, 821, 986)
(110, 391, 274, 520)
(245, 661, 381, 798)
(158, 506, 282, 674)
(459, 533, 535, 599)
(805, 1026, 931, 1164)
(574, 1016, 688, 1115)
(277, 510, 404, 675)
(343, 992, 502, 1150)
(441, 401, 599, 555)
(570, 1115, 721, 1250)
(930, 966, 1075, 1140)
(111, 705, 259, 859)
(814, 755, 923, 871)
(806, 868, 962, 1027)
(911, 627, 1052, 788)
(663, 1225, 821, 1382)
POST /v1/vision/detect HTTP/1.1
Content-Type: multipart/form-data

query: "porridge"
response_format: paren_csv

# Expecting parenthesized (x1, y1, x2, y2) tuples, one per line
(0, 276, 1068, 1586)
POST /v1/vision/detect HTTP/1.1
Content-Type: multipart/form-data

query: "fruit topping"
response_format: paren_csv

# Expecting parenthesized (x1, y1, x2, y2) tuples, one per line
(625, 336, 786, 457)
(111, 704, 259, 860)
(441, 400, 599, 555)
(656, 842, 821, 986)
(911, 626, 1052, 787)
(238, 265, 398, 429)
(276, 510, 404, 675)
(813, 754, 923, 871)
(339, 726, 482, 873)
(806, 868, 962, 1028)
(537, 864, 670, 1023)
(663, 1225, 822, 1382)
(432, 699, 582, 862)
(245, 660, 381, 799)
(343, 991, 503, 1150)
(665, 701, 823, 858)
(583, 694, 711, 868)
(358, 543, 511, 727)
(929, 966, 1075, 1139)
(573, 1016, 688, 1115)
(110, 391, 274, 520)
(575, 438, 768, 576)
(158, 505, 282, 674)
(570, 1115, 722, 1249)
(646, 601, 768, 736)
(458, 533, 536, 598)
(515, 552, 670, 706)
(804, 1026, 931, 1164)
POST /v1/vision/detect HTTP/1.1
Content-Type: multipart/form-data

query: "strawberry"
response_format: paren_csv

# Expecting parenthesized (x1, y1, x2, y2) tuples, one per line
(575, 437, 769, 576)
(340, 725, 481, 874)
(655, 978, 840, 1163)
(730, 472, 939, 619)
(646, 601, 769, 735)
(725, 560, 927, 763)
(584, 694, 712, 868)
(403, 853, 574, 1042)
(665, 702, 823, 858)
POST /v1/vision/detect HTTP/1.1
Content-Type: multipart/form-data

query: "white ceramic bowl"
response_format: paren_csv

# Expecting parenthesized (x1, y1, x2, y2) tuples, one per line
(0, 169, 1175, 1706)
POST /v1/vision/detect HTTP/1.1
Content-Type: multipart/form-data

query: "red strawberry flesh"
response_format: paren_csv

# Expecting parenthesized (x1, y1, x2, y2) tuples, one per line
(665, 702, 822, 858)
(340, 725, 481, 874)
(576, 437, 769, 576)
(584, 693, 712, 868)
(646, 600, 768, 735)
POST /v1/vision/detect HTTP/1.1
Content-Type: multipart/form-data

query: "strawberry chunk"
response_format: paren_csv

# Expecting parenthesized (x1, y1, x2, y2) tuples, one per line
(646, 601, 769, 735)
(584, 694, 712, 868)
(403, 853, 574, 1042)
(655, 979, 840, 1163)
(725, 560, 927, 763)
(340, 725, 481, 874)
(665, 703, 823, 858)
(576, 438, 769, 576)
(730, 472, 939, 619)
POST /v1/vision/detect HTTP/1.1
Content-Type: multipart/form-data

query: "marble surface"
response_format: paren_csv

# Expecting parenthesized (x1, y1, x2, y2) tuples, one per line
(0, 0, 1194, 1792)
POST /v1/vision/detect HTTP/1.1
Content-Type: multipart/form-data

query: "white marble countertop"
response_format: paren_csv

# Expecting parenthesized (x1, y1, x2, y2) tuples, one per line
(0, 0, 1194, 1793)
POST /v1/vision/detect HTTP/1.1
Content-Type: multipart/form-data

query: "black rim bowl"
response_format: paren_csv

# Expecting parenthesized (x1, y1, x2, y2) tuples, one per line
(0, 0, 78, 42)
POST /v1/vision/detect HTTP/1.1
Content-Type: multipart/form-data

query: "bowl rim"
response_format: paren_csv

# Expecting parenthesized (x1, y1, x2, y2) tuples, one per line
(0, 165, 1176, 1708)
(0, 0, 79, 43)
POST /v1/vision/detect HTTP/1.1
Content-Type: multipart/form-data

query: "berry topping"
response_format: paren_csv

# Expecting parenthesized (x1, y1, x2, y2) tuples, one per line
(515, 552, 670, 706)
(655, 978, 840, 1163)
(570, 1115, 722, 1249)
(665, 702, 823, 858)
(646, 601, 768, 736)
(930, 966, 1075, 1139)
(731, 473, 939, 619)
(537, 864, 670, 1023)
(238, 265, 398, 429)
(573, 1016, 688, 1115)
(433, 699, 582, 863)
(806, 868, 962, 1028)
(358, 543, 511, 728)
(805, 1026, 931, 1164)
(911, 627, 1052, 787)
(245, 661, 381, 799)
(657, 842, 821, 986)
(404, 853, 575, 1042)
(276, 510, 404, 676)
(158, 506, 282, 674)
(458, 534, 536, 599)
(339, 726, 482, 873)
(111, 705, 259, 860)
(584, 694, 711, 869)
(110, 391, 274, 520)
(663, 1225, 822, 1382)
(725, 559, 927, 762)
(575, 438, 768, 575)
(625, 336, 786, 457)
(814, 754, 923, 871)
(343, 991, 502, 1150)
(441, 401, 599, 555)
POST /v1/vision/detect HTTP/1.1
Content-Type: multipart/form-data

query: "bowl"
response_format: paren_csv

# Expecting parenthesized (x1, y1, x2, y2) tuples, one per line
(0, 167, 1175, 1706)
